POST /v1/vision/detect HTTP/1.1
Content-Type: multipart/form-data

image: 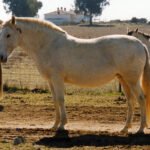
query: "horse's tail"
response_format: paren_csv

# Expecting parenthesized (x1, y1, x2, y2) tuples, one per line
(0, 63, 3, 98)
(142, 45, 150, 127)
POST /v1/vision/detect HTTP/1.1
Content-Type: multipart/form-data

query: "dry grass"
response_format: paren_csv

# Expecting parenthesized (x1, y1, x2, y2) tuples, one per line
(0, 90, 146, 150)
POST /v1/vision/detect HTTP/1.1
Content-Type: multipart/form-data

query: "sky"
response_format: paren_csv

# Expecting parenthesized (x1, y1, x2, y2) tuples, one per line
(0, 0, 150, 21)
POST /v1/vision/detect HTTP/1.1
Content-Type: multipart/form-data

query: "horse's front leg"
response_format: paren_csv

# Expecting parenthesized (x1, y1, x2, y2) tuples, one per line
(50, 75, 67, 130)
(49, 83, 60, 130)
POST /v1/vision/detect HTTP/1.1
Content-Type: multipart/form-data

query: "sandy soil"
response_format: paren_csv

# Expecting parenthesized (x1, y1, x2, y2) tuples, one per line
(0, 101, 149, 149)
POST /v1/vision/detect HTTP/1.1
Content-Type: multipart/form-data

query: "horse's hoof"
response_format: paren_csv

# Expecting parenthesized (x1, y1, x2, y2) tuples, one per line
(120, 128, 128, 134)
(57, 126, 65, 131)
(50, 126, 58, 131)
(136, 129, 144, 134)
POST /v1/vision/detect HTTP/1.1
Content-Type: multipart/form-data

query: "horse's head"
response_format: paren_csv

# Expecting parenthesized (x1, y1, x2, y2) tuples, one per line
(127, 28, 150, 42)
(0, 16, 22, 63)
(127, 28, 139, 36)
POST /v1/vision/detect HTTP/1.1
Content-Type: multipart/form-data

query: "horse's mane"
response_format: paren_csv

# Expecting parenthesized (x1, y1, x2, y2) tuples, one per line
(128, 30, 150, 40)
(4, 17, 66, 34)
(137, 31, 150, 40)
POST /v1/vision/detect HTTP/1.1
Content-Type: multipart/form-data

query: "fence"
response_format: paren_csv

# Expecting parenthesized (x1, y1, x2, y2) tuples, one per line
(2, 48, 48, 90)
(2, 48, 119, 93)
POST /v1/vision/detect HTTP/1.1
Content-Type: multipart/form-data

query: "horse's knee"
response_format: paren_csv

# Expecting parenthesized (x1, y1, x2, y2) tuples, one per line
(137, 94, 146, 105)
(139, 94, 145, 101)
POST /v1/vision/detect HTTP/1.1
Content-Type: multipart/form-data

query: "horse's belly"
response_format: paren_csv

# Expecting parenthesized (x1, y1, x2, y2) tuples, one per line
(64, 73, 115, 87)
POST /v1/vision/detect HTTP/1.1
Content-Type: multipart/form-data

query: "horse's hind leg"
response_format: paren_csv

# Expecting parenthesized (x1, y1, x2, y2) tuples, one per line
(50, 75, 67, 130)
(117, 74, 135, 133)
(129, 81, 147, 133)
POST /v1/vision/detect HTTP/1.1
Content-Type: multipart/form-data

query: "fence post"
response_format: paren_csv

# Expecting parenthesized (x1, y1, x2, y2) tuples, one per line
(118, 82, 122, 93)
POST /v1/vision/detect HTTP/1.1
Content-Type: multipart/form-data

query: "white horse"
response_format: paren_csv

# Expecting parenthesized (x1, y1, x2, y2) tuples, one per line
(0, 16, 150, 133)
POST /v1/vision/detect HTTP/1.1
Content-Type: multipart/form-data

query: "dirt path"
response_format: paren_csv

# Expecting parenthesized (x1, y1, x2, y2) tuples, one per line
(0, 97, 150, 149)
(0, 121, 150, 134)
(0, 103, 148, 134)
(0, 121, 150, 150)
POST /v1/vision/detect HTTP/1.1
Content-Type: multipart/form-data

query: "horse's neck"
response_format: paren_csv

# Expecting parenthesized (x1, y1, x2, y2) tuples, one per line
(146, 41, 150, 53)
(26, 32, 45, 48)
(137, 35, 150, 52)
(143, 39, 150, 51)
(18, 23, 57, 54)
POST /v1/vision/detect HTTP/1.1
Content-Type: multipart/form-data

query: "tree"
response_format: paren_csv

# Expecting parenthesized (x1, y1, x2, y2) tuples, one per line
(3, 0, 42, 17)
(75, 0, 109, 25)
(130, 17, 147, 24)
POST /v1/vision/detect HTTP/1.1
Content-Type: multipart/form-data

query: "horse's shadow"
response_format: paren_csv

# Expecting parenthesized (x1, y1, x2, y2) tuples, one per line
(35, 130, 150, 148)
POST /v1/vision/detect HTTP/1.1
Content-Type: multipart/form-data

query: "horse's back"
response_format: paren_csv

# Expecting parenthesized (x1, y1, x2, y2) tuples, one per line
(60, 34, 147, 87)
(65, 34, 146, 68)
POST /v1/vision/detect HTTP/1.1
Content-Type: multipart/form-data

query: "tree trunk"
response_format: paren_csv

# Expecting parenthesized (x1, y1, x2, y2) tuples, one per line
(89, 13, 93, 26)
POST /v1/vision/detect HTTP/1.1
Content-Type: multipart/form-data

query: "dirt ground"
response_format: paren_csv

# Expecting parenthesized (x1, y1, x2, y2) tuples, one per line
(0, 90, 149, 150)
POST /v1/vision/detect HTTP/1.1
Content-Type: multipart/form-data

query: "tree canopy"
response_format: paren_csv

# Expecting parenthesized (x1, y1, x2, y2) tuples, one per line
(130, 17, 147, 24)
(75, 0, 109, 25)
(3, 0, 42, 17)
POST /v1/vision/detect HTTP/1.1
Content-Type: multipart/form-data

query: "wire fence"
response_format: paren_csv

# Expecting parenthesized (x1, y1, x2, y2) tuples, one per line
(2, 48, 119, 93)
(2, 48, 48, 90)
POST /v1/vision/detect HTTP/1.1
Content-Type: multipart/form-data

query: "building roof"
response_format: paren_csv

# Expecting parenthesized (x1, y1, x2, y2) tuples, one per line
(44, 8, 75, 16)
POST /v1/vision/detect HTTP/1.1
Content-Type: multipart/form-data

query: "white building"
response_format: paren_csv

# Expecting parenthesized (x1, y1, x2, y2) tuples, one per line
(44, 7, 89, 25)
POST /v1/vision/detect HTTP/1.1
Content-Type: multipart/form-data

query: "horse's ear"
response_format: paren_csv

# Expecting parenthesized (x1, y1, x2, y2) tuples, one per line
(11, 16, 16, 25)
(135, 28, 138, 32)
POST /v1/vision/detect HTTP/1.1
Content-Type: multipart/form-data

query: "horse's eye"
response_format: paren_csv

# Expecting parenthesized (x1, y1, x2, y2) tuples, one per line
(6, 34, 11, 38)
